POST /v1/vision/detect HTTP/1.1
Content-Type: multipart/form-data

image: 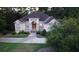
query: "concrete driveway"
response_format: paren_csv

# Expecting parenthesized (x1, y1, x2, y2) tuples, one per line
(0, 32, 46, 43)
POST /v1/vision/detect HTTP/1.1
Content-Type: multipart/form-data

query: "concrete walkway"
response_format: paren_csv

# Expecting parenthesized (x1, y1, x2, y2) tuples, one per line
(0, 32, 46, 43)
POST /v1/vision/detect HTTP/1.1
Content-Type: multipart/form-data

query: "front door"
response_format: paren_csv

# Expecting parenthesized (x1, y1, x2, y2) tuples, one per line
(32, 21, 36, 32)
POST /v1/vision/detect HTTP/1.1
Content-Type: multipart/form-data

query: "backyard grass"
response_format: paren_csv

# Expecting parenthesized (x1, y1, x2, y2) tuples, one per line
(0, 43, 47, 52)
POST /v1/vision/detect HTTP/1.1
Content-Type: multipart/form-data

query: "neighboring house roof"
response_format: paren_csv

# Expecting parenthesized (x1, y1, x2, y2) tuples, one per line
(16, 12, 55, 23)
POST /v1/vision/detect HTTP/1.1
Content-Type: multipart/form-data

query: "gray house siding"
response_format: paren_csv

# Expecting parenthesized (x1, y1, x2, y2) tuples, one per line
(25, 21, 29, 32)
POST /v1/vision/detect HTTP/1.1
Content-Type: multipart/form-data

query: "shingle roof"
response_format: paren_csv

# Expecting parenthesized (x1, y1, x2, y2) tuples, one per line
(44, 16, 54, 24)
(19, 12, 49, 22)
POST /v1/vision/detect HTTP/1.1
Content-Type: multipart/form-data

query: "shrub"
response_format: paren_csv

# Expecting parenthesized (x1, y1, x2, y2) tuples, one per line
(42, 29, 47, 36)
(37, 31, 40, 34)
(18, 31, 29, 34)
(37, 29, 47, 36)
(11, 32, 16, 35)
(2, 30, 10, 35)
(47, 17, 79, 52)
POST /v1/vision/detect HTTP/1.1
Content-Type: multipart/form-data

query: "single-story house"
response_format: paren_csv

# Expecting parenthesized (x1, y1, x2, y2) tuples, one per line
(14, 12, 57, 33)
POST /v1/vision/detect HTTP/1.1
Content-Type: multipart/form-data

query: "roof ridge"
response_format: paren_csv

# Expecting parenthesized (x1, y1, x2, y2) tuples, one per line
(16, 11, 53, 22)
(44, 17, 51, 23)
(44, 16, 54, 24)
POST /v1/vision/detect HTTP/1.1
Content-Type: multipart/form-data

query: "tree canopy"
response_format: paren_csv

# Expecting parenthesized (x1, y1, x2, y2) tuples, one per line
(46, 7, 79, 19)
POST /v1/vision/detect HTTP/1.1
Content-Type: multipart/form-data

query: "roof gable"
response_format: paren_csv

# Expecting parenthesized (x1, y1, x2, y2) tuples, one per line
(44, 16, 54, 24)
(15, 12, 55, 23)
(19, 12, 49, 22)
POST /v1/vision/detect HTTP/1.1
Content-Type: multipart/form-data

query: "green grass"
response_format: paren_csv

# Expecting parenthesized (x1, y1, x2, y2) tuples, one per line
(0, 43, 18, 52)
(32, 44, 48, 51)
(0, 43, 47, 52)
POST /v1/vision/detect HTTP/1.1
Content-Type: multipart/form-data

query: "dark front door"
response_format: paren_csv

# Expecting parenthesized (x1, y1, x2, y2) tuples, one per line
(32, 21, 36, 31)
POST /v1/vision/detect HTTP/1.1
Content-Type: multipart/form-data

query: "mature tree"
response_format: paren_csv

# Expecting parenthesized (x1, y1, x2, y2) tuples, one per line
(12, 7, 28, 16)
(46, 7, 79, 19)
(47, 17, 79, 51)
(0, 7, 25, 33)
(39, 7, 48, 12)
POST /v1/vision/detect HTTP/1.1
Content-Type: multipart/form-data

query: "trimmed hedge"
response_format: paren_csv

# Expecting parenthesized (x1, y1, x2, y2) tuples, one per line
(18, 31, 29, 34)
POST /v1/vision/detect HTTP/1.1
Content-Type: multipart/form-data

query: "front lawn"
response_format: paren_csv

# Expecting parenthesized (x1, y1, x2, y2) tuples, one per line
(0, 43, 47, 52)
(0, 43, 18, 52)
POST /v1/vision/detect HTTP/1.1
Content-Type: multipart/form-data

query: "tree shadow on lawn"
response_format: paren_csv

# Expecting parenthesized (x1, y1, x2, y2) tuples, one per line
(0, 43, 48, 52)
(12, 43, 48, 52)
